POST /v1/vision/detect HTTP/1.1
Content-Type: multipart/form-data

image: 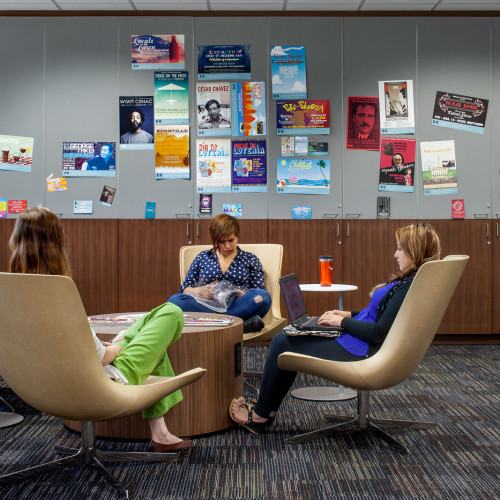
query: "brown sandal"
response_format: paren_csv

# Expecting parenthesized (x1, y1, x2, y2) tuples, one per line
(229, 397, 267, 435)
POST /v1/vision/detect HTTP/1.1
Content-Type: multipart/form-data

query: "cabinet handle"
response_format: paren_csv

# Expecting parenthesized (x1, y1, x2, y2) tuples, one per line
(336, 224, 340, 238)
(197, 223, 200, 237)
(346, 223, 350, 237)
(497, 223, 499, 238)
(186, 223, 190, 237)
(486, 223, 489, 238)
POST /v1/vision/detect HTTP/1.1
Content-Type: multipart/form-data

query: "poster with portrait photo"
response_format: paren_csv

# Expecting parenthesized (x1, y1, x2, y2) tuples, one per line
(378, 80, 415, 135)
(198, 45, 251, 80)
(379, 138, 416, 193)
(196, 82, 231, 136)
(131, 35, 184, 70)
(62, 142, 116, 177)
(99, 185, 116, 207)
(119, 97, 154, 150)
(346, 96, 380, 151)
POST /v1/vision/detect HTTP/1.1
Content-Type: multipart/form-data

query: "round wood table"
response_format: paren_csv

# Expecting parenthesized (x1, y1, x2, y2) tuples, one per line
(64, 312, 243, 438)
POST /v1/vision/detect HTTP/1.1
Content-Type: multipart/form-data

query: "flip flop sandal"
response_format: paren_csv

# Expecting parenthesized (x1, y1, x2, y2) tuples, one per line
(229, 397, 268, 435)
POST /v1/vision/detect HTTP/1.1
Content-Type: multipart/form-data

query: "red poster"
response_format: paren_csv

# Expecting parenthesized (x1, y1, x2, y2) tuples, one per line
(452, 199, 465, 219)
(346, 96, 380, 151)
(8, 200, 27, 213)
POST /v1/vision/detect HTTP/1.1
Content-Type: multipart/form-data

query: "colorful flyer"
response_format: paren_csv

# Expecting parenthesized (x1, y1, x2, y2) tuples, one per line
(347, 96, 380, 151)
(198, 45, 251, 80)
(232, 139, 267, 193)
(73, 200, 93, 214)
(8, 200, 27, 214)
(432, 91, 489, 134)
(231, 82, 266, 137)
(46, 176, 67, 192)
(154, 71, 189, 125)
(452, 199, 465, 219)
(196, 139, 232, 193)
(145, 202, 156, 219)
(420, 140, 458, 196)
(99, 185, 116, 207)
(0, 134, 34, 172)
(155, 125, 190, 180)
(276, 100, 330, 135)
(270, 46, 307, 100)
(281, 137, 294, 156)
(276, 159, 330, 195)
(309, 142, 328, 156)
(62, 142, 116, 177)
(197, 82, 232, 136)
(199, 194, 212, 214)
(379, 138, 416, 193)
(131, 35, 184, 70)
(379, 80, 415, 135)
(223, 204, 242, 217)
(292, 206, 312, 219)
(119, 96, 154, 150)
(0, 198, 6, 218)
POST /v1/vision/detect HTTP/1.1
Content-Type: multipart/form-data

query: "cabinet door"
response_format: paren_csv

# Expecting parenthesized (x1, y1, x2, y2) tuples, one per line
(493, 221, 500, 333)
(0, 220, 15, 272)
(430, 220, 491, 334)
(118, 219, 189, 312)
(342, 219, 414, 313)
(268, 219, 342, 317)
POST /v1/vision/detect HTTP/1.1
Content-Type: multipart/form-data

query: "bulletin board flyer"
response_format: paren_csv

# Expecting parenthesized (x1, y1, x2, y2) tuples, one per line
(119, 96, 154, 150)
(155, 125, 190, 179)
(420, 140, 458, 196)
(270, 46, 307, 100)
(196, 82, 232, 136)
(154, 71, 189, 125)
(231, 82, 266, 137)
(379, 138, 416, 193)
(276, 100, 330, 135)
(379, 80, 415, 135)
(232, 139, 267, 193)
(276, 158, 330, 195)
(196, 139, 232, 193)
(198, 45, 251, 80)
(131, 35, 185, 70)
(0, 134, 34, 172)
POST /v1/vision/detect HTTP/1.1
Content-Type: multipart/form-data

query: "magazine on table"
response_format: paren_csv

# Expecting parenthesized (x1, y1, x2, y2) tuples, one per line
(187, 279, 245, 313)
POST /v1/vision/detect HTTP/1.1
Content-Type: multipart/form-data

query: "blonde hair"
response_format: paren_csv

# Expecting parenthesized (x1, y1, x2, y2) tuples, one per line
(372, 222, 441, 294)
(9, 207, 72, 278)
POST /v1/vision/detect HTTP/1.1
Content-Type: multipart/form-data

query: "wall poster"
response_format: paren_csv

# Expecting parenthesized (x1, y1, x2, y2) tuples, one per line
(379, 80, 415, 135)
(276, 158, 330, 195)
(131, 35, 184, 70)
(196, 82, 232, 136)
(432, 91, 488, 134)
(155, 125, 190, 179)
(196, 138, 231, 193)
(270, 45, 307, 99)
(0, 134, 34, 172)
(198, 45, 251, 80)
(119, 96, 154, 150)
(62, 142, 116, 177)
(276, 100, 330, 135)
(346, 96, 380, 151)
(379, 138, 416, 193)
(232, 139, 267, 193)
(420, 140, 458, 196)
(154, 71, 189, 125)
(231, 82, 266, 137)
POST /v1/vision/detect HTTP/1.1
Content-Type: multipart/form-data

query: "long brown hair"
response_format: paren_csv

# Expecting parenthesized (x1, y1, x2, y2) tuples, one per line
(9, 207, 72, 277)
(209, 213, 240, 252)
(372, 222, 441, 294)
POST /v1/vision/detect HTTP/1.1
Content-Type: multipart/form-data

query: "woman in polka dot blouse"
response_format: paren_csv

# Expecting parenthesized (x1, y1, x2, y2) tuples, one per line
(168, 214, 271, 332)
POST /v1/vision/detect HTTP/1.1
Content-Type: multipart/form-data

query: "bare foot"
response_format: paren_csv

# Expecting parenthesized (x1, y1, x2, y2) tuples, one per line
(230, 397, 272, 424)
(153, 432, 184, 445)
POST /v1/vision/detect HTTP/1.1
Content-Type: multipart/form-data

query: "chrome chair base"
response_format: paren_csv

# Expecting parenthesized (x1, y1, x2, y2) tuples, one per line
(0, 421, 178, 498)
(287, 390, 436, 454)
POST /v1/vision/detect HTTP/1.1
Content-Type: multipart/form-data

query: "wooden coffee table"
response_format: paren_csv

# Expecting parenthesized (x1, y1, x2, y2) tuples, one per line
(64, 312, 243, 438)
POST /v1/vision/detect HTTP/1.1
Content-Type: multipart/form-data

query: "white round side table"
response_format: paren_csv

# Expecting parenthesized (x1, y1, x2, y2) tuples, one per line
(291, 283, 358, 402)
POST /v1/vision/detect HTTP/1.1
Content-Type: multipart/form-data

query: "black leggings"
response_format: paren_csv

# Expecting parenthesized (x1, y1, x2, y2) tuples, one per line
(253, 331, 365, 419)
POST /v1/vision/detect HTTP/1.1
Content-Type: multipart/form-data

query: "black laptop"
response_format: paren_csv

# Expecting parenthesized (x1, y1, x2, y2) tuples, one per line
(279, 273, 344, 333)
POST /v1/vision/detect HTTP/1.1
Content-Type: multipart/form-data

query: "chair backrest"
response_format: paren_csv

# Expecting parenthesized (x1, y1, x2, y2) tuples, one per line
(279, 256, 469, 390)
(0, 272, 148, 420)
(179, 244, 284, 324)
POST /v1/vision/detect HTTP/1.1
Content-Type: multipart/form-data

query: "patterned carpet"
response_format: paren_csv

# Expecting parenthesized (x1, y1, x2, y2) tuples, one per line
(0, 345, 499, 500)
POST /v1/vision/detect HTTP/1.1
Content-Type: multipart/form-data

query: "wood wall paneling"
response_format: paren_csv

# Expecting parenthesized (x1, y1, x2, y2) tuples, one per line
(0, 220, 15, 273)
(493, 221, 500, 333)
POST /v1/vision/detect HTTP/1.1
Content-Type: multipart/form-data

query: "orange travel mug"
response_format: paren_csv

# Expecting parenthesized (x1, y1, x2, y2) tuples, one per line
(319, 256, 333, 287)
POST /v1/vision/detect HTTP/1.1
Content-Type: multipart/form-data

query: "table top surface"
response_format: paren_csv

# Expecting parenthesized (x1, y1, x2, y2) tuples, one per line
(299, 283, 358, 292)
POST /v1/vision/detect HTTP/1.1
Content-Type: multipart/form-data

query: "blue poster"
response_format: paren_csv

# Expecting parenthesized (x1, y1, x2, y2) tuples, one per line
(270, 46, 307, 100)
(276, 158, 330, 195)
(231, 82, 266, 137)
(232, 139, 267, 193)
(154, 71, 189, 125)
(198, 45, 251, 80)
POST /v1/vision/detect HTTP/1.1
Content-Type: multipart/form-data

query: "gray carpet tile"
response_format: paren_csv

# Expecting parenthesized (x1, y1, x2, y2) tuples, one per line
(0, 345, 498, 499)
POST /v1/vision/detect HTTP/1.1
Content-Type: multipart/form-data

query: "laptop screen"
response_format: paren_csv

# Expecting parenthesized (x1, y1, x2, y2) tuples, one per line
(279, 273, 308, 323)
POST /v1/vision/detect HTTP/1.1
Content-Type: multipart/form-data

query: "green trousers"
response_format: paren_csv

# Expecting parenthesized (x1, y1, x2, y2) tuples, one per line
(112, 302, 184, 419)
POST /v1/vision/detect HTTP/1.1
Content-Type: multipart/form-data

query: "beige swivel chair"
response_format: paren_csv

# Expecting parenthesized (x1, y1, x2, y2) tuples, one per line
(179, 244, 286, 344)
(0, 272, 206, 497)
(278, 255, 469, 453)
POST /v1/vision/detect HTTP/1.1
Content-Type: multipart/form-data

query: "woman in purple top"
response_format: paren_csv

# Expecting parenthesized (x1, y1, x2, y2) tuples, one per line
(229, 222, 441, 434)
